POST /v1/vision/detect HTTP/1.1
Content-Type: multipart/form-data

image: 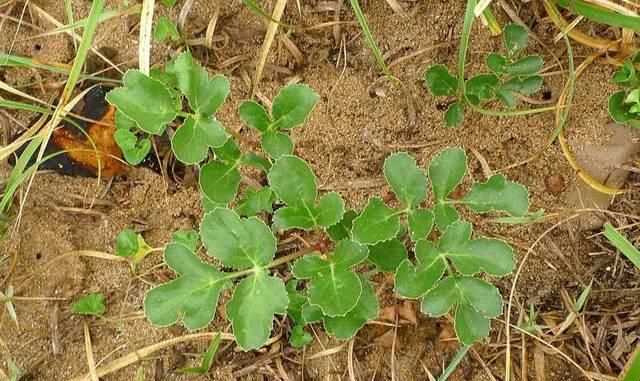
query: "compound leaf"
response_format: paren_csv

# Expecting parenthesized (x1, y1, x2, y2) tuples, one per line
(505, 55, 543, 76)
(428, 147, 467, 201)
(394, 240, 445, 299)
(290, 325, 313, 347)
(323, 276, 379, 340)
(166, 52, 230, 116)
(226, 270, 288, 350)
(171, 116, 227, 164)
(144, 243, 230, 330)
(451, 238, 516, 276)
(106, 70, 178, 135)
(383, 152, 428, 208)
(464, 174, 529, 216)
(200, 208, 276, 269)
(351, 197, 401, 245)
(425, 64, 458, 96)
(272, 84, 318, 129)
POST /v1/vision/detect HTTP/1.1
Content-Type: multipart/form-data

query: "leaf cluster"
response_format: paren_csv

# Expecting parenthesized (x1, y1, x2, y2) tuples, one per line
(425, 24, 545, 126)
(609, 52, 640, 129)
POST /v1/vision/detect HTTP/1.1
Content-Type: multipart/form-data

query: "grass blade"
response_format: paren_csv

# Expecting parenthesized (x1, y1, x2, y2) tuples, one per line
(438, 345, 470, 381)
(349, 0, 393, 81)
(242, 0, 292, 27)
(0, 53, 120, 83)
(555, 0, 640, 34)
(621, 345, 640, 381)
(603, 222, 640, 269)
(178, 333, 222, 374)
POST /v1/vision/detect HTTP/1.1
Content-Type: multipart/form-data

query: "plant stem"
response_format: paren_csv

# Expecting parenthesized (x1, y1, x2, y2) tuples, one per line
(457, 0, 477, 96)
(224, 243, 322, 281)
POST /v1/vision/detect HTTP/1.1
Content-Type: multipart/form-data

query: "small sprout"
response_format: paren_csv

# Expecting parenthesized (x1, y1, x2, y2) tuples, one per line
(239, 84, 318, 158)
(425, 23, 545, 126)
(71, 293, 106, 316)
(179, 333, 222, 374)
(115, 228, 154, 267)
(154, 16, 180, 43)
(609, 53, 640, 129)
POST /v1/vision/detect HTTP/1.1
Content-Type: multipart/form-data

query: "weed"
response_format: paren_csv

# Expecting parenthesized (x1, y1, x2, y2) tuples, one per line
(154, 16, 180, 43)
(425, 22, 545, 126)
(71, 292, 106, 317)
(105, 62, 530, 349)
(608, 52, 640, 129)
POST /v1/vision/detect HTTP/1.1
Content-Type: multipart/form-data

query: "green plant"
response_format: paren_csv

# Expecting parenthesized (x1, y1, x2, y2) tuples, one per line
(71, 292, 106, 316)
(106, 65, 529, 349)
(425, 22, 545, 127)
(608, 52, 640, 129)
(154, 16, 180, 43)
(178, 333, 221, 374)
(603, 222, 640, 269)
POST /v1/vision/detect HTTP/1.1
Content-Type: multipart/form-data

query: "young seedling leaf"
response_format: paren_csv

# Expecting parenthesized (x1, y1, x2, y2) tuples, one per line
(171, 116, 227, 164)
(394, 240, 445, 299)
(444, 101, 465, 127)
(236, 187, 274, 217)
(408, 208, 434, 242)
(106, 70, 178, 135)
(486, 53, 507, 74)
(227, 270, 288, 350)
(466, 74, 498, 100)
(154, 16, 180, 43)
(368, 238, 407, 271)
(323, 276, 379, 340)
(327, 210, 358, 241)
(200, 208, 276, 269)
(271, 84, 318, 129)
(505, 55, 543, 76)
(428, 147, 467, 201)
(161, 0, 177, 6)
(495, 86, 517, 109)
(434, 203, 460, 231)
(114, 129, 151, 165)
(501, 76, 543, 96)
(292, 240, 368, 316)
(351, 197, 401, 245)
(172, 230, 199, 252)
(241, 153, 272, 172)
(239, 100, 271, 133)
(463, 174, 529, 216)
(286, 280, 307, 325)
(383, 152, 428, 208)
(166, 52, 230, 116)
(178, 333, 221, 374)
(116, 228, 138, 257)
(425, 64, 458, 96)
(503, 23, 528, 57)
(612, 59, 637, 87)
(314, 192, 346, 227)
(261, 130, 294, 159)
(200, 159, 241, 204)
(144, 243, 231, 330)
(290, 325, 313, 347)
(71, 292, 105, 316)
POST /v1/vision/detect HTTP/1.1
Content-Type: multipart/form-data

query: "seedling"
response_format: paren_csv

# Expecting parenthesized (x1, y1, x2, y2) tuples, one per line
(178, 333, 221, 374)
(71, 292, 106, 317)
(425, 23, 545, 126)
(608, 52, 640, 129)
(115, 228, 158, 270)
(154, 16, 180, 43)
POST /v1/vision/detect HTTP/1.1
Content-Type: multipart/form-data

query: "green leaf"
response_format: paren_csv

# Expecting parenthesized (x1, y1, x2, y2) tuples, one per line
(609, 90, 635, 123)
(351, 197, 401, 245)
(239, 100, 271, 132)
(500, 76, 543, 96)
(154, 16, 180, 43)
(261, 130, 294, 159)
(408, 208, 434, 242)
(323, 276, 379, 340)
(271, 84, 318, 129)
(178, 333, 221, 374)
(314, 192, 345, 227)
(505, 55, 544, 76)
(434, 203, 459, 231)
(71, 292, 106, 316)
(486, 53, 507, 74)
(603, 222, 640, 269)
(383, 152, 428, 208)
(144, 243, 231, 330)
(420, 276, 458, 316)
(394, 240, 445, 299)
(106, 70, 178, 135)
(327, 210, 358, 241)
(368, 238, 407, 271)
(292, 240, 368, 316)
(199, 159, 241, 204)
(172, 230, 199, 252)
(463, 174, 529, 216)
(213, 138, 242, 162)
(226, 270, 288, 350)
(235, 187, 274, 217)
(438, 220, 472, 251)
(285, 280, 306, 325)
(200, 208, 276, 269)
(495, 86, 517, 109)
(166, 52, 230, 116)
(455, 277, 503, 318)
(465, 74, 498, 100)
(116, 228, 138, 257)
(612, 59, 637, 87)
(290, 325, 313, 347)
(503, 23, 528, 57)
(114, 129, 151, 165)
(444, 101, 465, 127)
(302, 302, 323, 323)
(424, 64, 458, 96)
(428, 147, 467, 201)
(241, 153, 271, 172)
(161, 0, 177, 6)
(171, 116, 227, 164)
(455, 302, 491, 345)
